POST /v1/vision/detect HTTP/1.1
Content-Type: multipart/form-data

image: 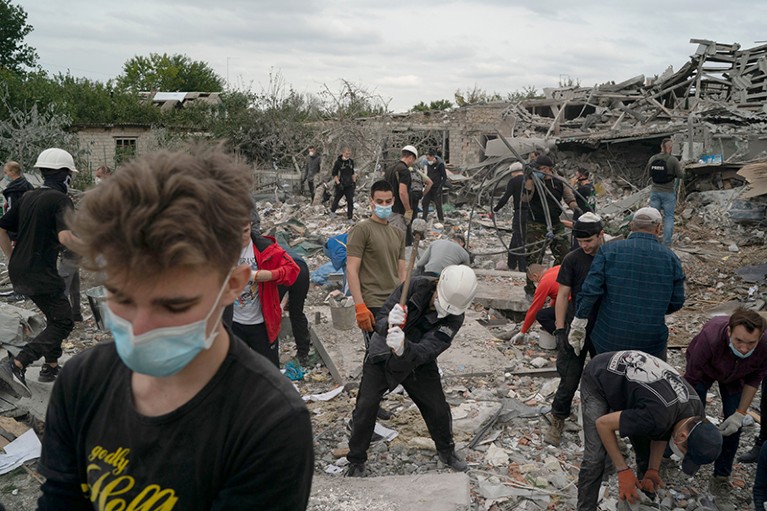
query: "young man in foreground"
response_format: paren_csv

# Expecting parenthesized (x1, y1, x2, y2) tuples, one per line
(36, 147, 314, 510)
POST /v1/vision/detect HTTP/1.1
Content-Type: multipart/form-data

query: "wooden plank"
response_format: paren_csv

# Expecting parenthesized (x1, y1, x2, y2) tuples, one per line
(308, 325, 344, 385)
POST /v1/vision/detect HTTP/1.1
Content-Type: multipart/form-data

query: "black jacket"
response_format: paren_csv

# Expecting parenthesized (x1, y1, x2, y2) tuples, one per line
(2, 176, 34, 213)
(372, 276, 464, 388)
(331, 156, 355, 187)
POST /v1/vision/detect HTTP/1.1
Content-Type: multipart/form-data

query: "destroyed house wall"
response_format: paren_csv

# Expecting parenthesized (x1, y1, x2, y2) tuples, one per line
(74, 125, 153, 172)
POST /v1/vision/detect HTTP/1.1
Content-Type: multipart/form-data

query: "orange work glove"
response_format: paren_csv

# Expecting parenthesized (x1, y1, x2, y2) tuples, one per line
(617, 468, 640, 504)
(355, 303, 375, 332)
(639, 468, 664, 494)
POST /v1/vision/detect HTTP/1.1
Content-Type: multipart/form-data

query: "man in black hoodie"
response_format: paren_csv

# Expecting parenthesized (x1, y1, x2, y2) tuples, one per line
(0, 149, 78, 392)
(330, 147, 356, 220)
(2, 161, 34, 241)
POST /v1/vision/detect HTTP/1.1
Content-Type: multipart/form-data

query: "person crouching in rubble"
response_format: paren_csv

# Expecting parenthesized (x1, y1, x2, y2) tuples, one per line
(511, 264, 559, 345)
(578, 350, 722, 511)
(37, 147, 314, 510)
(345, 264, 478, 477)
(226, 214, 300, 368)
(683, 308, 767, 508)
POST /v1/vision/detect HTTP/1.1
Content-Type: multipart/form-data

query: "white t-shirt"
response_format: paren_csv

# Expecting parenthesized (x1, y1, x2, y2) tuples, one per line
(233, 242, 264, 325)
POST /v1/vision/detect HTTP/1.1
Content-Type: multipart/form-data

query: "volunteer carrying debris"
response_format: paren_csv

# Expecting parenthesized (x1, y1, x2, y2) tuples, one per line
(578, 350, 722, 511)
(346, 265, 478, 477)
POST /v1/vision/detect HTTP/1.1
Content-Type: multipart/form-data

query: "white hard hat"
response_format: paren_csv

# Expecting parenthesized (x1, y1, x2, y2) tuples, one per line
(509, 161, 524, 172)
(34, 148, 78, 173)
(402, 145, 418, 159)
(437, 265, 478, 316)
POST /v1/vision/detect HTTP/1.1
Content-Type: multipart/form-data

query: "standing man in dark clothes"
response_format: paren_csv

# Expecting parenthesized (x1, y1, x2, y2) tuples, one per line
(493, 161, 528, 272)
(2, 161, 35, 240)
(346, 265, 478, 477)
(647, 138, 684, 246)
(578, 351, 721, 511)
(0, 149, 78, 392)
(521, 154, 581, 295)
(545, 213, 604, 446)
(422, 149, 447, 222)
(2, 161, 34, 217)
(330, 147, 356, 221)
(279, 251, 312, 366)
(385, 145, 417, 243)
(302, 146, 321, 200)
(36, 146, 313, 510)
(683, 309, 767, 508)
(572, 168, 596, 213)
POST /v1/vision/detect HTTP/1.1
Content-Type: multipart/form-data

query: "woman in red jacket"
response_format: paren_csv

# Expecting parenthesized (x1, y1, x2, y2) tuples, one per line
(230, 222, 300, 367)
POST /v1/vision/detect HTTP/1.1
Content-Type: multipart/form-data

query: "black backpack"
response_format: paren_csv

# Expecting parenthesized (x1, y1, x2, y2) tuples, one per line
(650, 157, 674, 184)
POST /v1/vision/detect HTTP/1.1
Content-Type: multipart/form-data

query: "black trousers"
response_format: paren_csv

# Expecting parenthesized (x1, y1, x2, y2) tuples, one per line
(278, 259, 311, 357)
(331, 184, 355, 219)
(232, 321, 279, 368)
(306, 178, 315, 201)
(551, 322, 596, 420)
(534, 307, 556, 335)
(507, 208, 527, 272)
(422, 187, 444, 222)
(17, 292, 74, 366)
(347, 359, 454, 464)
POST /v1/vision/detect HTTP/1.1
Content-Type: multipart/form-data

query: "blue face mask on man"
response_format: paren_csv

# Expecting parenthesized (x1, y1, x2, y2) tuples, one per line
(374, 204, 392, 220)
(105, 273, 231, 377)
(729, 341, 755, 359)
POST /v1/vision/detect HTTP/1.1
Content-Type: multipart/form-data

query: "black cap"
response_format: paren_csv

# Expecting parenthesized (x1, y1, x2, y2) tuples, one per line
(572, 212, 603, 239)
(534, 155, 554, 168)
(681, 421, 722, 476)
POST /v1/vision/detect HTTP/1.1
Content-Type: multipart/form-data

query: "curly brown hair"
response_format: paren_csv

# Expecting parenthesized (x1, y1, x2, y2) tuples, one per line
(71, 145, 253, 281)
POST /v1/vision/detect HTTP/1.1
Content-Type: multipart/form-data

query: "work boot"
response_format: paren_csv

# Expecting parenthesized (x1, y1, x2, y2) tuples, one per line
(38, 363, 60, 383)
(438, 450, 468, 472)
(544, 414, 565, 446)
(0, 355, 31, 398)
(709, 476, 736, 510)
(737, 440, 763, 464)
(345, 462, 366, 477)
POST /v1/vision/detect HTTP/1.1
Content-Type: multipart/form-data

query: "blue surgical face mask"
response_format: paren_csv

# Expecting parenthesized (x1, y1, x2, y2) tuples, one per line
(105, 274, 231, 377)
(533, 171, 545, 179)
(374, 204, 392, 220)
(729, 341, 755, 359)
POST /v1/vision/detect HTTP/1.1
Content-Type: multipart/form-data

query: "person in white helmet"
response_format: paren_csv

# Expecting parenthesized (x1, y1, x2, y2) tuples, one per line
(0, 148, 80, 392)
(385, 145, 418, 244)
(346, 264, 478, 477)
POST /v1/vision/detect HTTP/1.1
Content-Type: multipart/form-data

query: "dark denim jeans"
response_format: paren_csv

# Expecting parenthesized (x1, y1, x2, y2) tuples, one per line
(577, 375, 611, 511)
(692, 381, 741, 477)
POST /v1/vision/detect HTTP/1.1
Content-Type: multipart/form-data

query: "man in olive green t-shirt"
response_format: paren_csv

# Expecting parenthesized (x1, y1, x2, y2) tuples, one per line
(346, 180, 406, 334)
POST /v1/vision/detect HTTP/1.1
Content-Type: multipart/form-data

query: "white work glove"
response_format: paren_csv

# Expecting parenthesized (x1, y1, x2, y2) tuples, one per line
(388, 304, 407, 327)
(511, 332, 528, 345)
(568, 317, 588, 356)
(719, 411, 746, 436)
(386, 326, 405, 356)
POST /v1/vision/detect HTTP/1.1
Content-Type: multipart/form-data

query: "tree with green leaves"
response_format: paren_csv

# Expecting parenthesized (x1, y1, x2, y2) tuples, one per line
(0, 0, 38, 74)
(117, 53, 224, 92)
(411, 99, 453, 112)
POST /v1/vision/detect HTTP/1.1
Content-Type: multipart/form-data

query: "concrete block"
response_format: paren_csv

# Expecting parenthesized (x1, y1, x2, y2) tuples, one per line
(310, 472, 470, 511)
(472, 281, 529, 313)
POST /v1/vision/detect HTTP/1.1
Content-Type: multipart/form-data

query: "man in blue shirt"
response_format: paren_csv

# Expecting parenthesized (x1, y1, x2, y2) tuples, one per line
(568, 207, 685, 360)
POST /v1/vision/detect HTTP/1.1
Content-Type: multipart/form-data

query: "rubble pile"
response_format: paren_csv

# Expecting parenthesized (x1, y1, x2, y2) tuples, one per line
(0, 168, 765, 510)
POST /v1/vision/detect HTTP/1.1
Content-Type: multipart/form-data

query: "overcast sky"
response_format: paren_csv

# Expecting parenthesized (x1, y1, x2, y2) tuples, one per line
(23, 0, 767, 112)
